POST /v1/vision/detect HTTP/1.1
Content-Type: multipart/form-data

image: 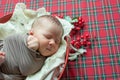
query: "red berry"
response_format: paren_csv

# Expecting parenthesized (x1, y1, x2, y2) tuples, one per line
(78, 21, 82, 25)
(81, 35, 84, 39)
(87, 41, 91, 46)
(70, 30, 76, 35)
(77, 37, 80, 41)
(70, 49, 75, 53)
(83, 39, 87, 46)
(78, 17, 82, 21)
(75, 27, 81, 30)
(85, 34, 89, 38)
(83, 39, 87, 43)
(74, 22, 79, 26)
(82, 19, 85, 23)
(74, 41, 79, 46)
(80, 41, 84, 45)
(70, 40, 76, 45)
(74, 41, 81, 49)
(76, 45, 80, 49)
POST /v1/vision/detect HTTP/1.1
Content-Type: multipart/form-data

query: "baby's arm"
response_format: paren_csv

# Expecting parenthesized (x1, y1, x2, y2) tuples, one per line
(0, 51, 5, 65)
(27, 35, 39, 51)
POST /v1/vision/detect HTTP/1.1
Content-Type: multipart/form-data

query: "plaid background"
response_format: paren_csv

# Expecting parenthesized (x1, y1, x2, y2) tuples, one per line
(0, 0, 120, 80)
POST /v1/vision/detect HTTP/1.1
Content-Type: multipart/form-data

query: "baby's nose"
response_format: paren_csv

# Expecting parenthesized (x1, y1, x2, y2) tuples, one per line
(49, 39, 56, 47)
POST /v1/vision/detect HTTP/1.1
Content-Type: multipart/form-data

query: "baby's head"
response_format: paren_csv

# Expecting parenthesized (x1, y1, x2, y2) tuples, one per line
(30, 15, 63, 56)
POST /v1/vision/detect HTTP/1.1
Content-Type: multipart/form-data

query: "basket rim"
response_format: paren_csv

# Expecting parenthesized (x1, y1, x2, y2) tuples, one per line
(0, 13, 13, 23)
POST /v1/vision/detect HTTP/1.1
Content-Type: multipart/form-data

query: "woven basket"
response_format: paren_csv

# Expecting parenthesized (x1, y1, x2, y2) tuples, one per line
(0, 13, 70, 80)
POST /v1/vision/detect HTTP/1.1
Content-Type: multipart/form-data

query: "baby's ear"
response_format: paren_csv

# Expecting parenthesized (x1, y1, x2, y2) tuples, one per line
(29, 30, 34, 35)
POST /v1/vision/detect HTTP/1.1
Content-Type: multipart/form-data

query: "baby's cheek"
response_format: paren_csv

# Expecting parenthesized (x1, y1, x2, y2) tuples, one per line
(55, 45, 59, 52)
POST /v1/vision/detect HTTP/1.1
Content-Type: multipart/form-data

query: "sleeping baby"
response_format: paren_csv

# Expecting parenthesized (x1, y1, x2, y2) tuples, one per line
(0, 15, 63, 80)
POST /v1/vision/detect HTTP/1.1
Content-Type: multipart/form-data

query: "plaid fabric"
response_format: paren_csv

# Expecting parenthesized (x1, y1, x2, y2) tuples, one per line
(0, 0, 120, 80)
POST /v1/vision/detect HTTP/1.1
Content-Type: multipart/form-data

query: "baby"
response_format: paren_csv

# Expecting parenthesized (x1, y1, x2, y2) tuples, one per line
(0, 15, 63, 80)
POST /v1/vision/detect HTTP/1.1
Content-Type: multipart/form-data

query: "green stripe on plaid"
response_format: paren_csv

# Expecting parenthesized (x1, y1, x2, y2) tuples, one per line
(5, 3, 13, 13)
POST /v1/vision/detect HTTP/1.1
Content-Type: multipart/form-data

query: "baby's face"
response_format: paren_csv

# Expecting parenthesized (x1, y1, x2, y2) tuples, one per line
(32, 18, 63, 56)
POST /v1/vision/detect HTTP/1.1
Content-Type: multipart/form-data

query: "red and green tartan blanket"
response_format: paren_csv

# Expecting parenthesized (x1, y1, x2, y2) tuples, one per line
(0, 0, 120, 80)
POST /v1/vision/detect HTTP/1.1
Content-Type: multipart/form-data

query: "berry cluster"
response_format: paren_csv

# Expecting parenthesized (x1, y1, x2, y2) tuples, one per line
(69, 17, 91, 53)
(70, 17, 84, 35)
(57, 15, 92, 54)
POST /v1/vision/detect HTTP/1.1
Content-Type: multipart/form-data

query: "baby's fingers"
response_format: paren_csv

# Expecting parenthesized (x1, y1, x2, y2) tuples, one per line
(27, 35, 34, 42)
(27, 40, 39, 50)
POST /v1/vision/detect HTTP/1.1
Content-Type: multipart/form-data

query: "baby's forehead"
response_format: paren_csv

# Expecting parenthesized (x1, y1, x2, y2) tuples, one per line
(49, 26, 63, 37)
(33, 16, 63, 36)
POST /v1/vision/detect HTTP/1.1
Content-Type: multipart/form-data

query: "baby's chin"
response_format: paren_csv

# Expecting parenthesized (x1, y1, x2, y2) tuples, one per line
(39, 47, 59, 56)
(40, 51, 57, 57)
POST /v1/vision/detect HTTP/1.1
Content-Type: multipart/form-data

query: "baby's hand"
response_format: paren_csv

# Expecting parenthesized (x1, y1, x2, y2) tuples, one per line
(0, 52, 5, 65)
(27, 35, 39, 51)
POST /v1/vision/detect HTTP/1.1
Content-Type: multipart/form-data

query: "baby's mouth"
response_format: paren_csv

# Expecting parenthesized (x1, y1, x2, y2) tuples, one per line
(46, 47, 52, 51)
(46, 45, 53, 51)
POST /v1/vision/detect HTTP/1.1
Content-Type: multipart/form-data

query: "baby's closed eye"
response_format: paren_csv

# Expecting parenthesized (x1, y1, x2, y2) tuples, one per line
(44, 34, 52, 39)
